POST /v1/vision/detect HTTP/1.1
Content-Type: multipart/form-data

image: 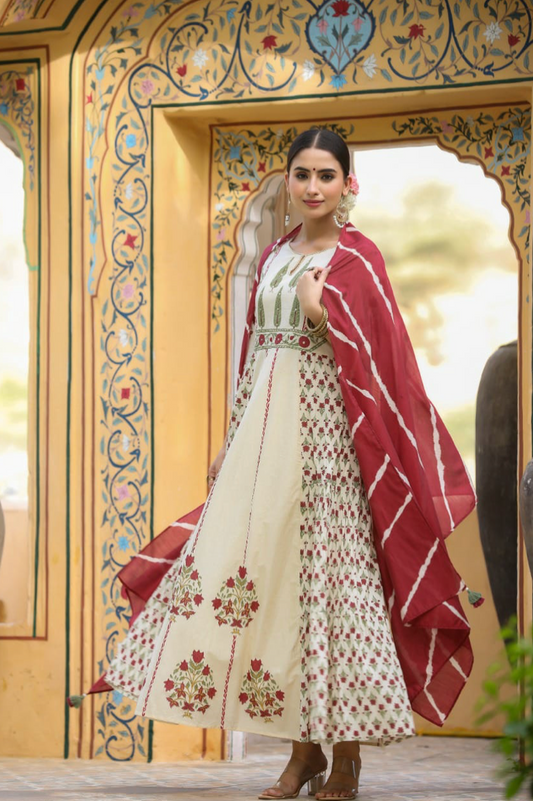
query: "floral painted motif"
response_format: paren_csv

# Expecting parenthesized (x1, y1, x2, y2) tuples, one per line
(392, 106, 531, 257)
(164, 650, 217, 717)
(0, 0, 40, 26)
(212, 565, 259, 633)
(239, 659, 285, 721)
(306, 0, 375, 83)
(0, 68, 35, 191)
(378, 0, 533, 85)
(170, 555, 204, 619)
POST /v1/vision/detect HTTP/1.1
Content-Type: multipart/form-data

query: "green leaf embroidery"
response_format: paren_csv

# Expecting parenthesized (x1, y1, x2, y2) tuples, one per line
(269, 260, 291, 288)
(289, 294, 301, 328)
(257, 288, 266, 328)
(274, 289, 283, 328)
(288, 258, 312, 287)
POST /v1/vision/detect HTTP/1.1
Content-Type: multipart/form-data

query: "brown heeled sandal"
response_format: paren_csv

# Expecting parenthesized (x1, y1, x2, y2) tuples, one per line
(258, 755, 328, 799)
(315, 755, 361, 800)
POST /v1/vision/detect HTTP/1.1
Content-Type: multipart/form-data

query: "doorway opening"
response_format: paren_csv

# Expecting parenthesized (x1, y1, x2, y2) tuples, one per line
(0, 138, 31, 625)
(351, 143, 517, 480)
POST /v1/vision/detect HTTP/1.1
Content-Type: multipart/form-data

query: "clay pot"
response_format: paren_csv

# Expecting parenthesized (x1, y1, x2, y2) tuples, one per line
(475, 341, 517, 628)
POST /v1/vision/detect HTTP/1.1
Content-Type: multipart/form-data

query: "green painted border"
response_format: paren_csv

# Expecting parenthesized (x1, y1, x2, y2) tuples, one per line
(148, 102, 155, 765)
(152, 75, 533, 109)
(0, 57, 42, 638)
(32, 56, 41, 637)
(64, 0, 116, 761)
(0, 0, 86, 36)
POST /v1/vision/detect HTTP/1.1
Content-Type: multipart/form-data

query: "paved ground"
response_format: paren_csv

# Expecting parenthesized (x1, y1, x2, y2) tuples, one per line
(0, 735, 523, 801)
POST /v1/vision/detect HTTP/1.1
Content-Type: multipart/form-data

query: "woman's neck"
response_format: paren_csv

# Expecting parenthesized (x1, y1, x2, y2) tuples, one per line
(292, 216, 341, 248)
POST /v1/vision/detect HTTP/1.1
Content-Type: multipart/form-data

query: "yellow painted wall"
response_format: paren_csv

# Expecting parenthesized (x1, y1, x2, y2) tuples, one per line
(0, 0, 530, 761)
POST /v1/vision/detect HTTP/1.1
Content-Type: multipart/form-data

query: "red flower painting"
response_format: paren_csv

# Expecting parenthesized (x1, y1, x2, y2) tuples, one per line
(261, 35, 277, 50)
(408, 24, 425, 39)
(332, 0, 350, 16)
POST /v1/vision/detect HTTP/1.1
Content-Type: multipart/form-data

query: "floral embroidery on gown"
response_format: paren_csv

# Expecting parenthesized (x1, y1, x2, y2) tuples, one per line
(106, 241, 416, 745)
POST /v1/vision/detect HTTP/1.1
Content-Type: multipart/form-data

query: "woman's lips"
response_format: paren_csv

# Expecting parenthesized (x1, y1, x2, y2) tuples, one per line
(304, 200, 323, 207)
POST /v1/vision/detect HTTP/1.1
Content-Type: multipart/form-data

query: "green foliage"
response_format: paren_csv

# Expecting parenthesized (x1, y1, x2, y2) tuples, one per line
(0, 377, 26, 404)
(477, 619, 533, 798)
(0, 377, 27, 450)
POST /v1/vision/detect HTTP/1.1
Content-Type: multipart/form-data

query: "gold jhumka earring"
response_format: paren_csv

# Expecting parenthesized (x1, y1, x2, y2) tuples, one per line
(333, 193, 350, 228)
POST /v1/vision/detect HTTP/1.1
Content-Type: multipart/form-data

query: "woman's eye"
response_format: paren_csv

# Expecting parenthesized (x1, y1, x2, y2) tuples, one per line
(321, 175, 333, 181)
(295, 173, 307, 179)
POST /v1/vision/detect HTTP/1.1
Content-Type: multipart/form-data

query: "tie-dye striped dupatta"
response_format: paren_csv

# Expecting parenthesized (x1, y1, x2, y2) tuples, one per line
(238, 222, 477, 726)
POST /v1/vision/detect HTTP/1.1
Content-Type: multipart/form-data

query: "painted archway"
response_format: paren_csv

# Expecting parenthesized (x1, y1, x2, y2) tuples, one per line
(0, 0, 531, 763)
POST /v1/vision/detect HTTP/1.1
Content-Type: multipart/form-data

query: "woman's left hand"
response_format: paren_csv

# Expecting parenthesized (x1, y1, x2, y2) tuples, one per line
(296, 265, 332, 322)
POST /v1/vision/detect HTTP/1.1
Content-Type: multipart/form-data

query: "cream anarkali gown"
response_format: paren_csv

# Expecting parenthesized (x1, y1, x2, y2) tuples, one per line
(106, 241, 416, 745)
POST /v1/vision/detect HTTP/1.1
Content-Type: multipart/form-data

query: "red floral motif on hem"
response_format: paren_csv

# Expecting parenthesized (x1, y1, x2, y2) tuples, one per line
(239, 660, 284, 722)
(170, 555, 204, 620)
(212, 565, 260, 634)
(164, 652, 216, 717)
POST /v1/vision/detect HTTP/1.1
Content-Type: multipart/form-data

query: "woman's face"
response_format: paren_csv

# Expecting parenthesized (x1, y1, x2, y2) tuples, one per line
(285, 146, 350, 221)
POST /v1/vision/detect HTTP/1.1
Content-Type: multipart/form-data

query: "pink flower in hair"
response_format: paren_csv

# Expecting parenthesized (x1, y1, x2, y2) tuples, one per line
(348, 172, 360, 195)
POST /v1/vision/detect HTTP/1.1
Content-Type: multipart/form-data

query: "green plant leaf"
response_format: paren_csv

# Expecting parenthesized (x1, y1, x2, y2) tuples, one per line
(505, 773, 525, 798)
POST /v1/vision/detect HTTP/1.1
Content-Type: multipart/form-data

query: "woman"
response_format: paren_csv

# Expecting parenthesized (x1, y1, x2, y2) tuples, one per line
(101, 128, 477, 800)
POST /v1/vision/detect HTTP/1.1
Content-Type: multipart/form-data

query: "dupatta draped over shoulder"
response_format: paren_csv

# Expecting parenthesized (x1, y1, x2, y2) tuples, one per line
(238, 222, 476, 726)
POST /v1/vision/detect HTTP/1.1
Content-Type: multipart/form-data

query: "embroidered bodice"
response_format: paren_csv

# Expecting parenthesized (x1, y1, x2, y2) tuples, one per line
(253, 242, 336, 353)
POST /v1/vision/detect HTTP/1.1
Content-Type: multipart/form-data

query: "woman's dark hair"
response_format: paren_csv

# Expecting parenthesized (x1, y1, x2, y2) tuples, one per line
(286, 128, 350, 178)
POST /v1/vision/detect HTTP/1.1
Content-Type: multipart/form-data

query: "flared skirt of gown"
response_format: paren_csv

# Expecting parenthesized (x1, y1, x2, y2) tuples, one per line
(106, 242, 416, 745)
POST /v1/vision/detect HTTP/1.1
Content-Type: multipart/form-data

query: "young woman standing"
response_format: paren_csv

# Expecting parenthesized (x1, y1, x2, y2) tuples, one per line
(98, 128, 476, 800)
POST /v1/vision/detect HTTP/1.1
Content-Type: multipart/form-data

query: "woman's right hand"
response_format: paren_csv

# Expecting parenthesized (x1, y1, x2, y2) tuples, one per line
(207, 443, 226, 488)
